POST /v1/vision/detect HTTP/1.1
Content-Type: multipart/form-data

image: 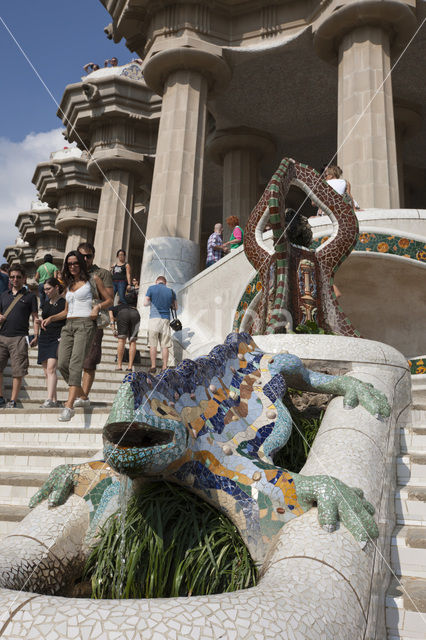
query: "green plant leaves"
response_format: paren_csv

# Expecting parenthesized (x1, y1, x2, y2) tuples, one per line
(82, 482, 258, 599)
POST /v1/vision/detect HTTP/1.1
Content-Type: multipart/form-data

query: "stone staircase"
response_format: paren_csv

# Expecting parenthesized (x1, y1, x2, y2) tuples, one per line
(386, 403, 426, 639)
(0, 329, 158, 539)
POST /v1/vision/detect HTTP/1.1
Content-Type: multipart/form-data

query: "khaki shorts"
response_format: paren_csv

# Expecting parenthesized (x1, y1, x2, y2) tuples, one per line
(0, 335, 29, 377)
(148, 318, 172, 349)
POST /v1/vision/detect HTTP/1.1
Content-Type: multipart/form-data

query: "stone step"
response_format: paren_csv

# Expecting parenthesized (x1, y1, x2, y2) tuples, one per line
(391, 525, 426, 578)
(0, 443, 100, 475)
(396, 486, 426, 525)
(0, 470, 49, 507)
(0, 407, 109, 427)
(2, 384, 121, 403)
(386, 576, 426, 639)
(411, 377, 426, 406)
(3, 370, 131, 385)
(397, 455, 426, 487)
(0, 424, 103, 447)
(401, 425, 426, 454)
(410, 406, 426, 425)
(0, 503, 30, 523)
(2, 350, 153, 369)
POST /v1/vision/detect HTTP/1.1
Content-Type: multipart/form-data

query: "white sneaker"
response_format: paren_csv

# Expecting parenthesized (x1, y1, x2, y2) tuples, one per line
(74, 398, 90, 408)
(59, 408, 75, 422)
(40, 399, 55, 408)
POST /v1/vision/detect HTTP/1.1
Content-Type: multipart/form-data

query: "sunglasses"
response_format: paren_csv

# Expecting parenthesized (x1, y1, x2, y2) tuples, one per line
(67, 262, 79, 267)
(10, 275, 23, 279)
(81, 254, 93, 260)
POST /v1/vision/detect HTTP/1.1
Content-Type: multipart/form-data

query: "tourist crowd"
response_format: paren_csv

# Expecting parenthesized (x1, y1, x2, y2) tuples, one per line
(0, 245, 176, 422)
(0, 162, 359, 419)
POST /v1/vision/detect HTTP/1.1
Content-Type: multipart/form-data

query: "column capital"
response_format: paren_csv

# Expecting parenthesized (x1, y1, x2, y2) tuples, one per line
(206, 127, 275, 165)
(143, 39, 231, 96)
(313, 0, 417, 65)
(87, 149, 153, 183)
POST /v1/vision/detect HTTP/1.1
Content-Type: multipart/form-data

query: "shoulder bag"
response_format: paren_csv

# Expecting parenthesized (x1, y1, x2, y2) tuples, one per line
(170, 308, 182, 332)
(0, 293, 24, 328)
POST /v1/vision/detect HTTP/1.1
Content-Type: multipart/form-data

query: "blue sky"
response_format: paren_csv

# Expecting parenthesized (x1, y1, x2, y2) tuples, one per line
(0, 1, 131, 258)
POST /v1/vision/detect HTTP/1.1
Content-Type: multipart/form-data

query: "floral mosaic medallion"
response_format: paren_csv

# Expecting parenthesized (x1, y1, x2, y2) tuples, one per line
(311, 232, 426, 261)
(408, 357, 426, 375)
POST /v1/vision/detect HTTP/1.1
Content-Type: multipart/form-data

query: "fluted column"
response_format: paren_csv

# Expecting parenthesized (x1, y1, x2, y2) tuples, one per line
(94, 169, 134, 266)
(314, 0, 416, 209)
(140, 46, 231, 293)
(207, 128, 275, 229)
(338, 25, 398, 207)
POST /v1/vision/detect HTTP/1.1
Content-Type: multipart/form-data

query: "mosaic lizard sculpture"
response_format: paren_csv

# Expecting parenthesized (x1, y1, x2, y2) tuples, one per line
(29, 333, 390, 570)
(242, 158, 360, 336)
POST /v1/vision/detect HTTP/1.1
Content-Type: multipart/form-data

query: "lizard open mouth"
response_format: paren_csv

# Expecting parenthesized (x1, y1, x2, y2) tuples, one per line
(103, 422, 174, 449)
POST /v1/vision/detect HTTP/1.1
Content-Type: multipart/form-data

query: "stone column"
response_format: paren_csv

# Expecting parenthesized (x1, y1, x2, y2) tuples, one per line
(58, 62, 161, 269)
(63, 226, 92, 257)
(93, 170, 134, 267)
(16, 202, 65, 268)
(140, 47, 231, 292)
(338, 25, 399, 208)
(32, 149, 101, 258)
(314, 0, 416, 209)
(207, 128, 275, 229)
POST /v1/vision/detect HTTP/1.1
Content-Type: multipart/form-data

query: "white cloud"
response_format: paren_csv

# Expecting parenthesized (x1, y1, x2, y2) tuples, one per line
(0, 128, 67, 260)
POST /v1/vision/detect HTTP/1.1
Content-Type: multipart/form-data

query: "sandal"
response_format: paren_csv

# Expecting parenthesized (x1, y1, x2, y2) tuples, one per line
(115, 367, 123, 371)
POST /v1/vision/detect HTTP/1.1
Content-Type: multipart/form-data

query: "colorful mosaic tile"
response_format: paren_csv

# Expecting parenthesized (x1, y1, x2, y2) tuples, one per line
(28, 333, 389, 578)
(311, 232, 426, 261)
(408, 357, 426, 375)
(242, 157, 360, 337)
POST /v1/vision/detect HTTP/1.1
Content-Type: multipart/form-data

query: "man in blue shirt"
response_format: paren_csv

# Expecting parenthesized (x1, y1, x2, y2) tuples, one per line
(144, 276, 177, 373)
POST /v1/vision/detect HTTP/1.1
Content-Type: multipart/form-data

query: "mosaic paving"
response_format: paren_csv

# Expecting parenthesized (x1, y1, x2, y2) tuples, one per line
(243, 158, 360, 336)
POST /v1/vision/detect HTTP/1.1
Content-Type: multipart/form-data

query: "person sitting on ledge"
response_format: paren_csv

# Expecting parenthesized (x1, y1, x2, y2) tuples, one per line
(83, 62, 100, 74)
(104, 57, 118, 67)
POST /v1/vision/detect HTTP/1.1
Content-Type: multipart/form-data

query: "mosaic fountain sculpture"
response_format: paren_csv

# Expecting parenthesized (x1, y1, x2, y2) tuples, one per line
(240, 157, 361, 336)
(0, 159, 404, 639)
(0, 332, 389, 594)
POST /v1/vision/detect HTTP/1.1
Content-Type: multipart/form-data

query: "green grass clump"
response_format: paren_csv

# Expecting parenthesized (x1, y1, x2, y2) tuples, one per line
(294, 320, 335, 335)
(274, 409, 323, 473)
(83, 481, 258, 599)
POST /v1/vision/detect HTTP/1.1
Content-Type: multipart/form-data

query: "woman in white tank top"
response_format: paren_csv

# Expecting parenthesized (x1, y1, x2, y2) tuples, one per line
(41, 251, 112, 421)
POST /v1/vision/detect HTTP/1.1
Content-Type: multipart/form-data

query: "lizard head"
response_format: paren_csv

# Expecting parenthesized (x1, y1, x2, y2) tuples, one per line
(102, 382, 188, 478)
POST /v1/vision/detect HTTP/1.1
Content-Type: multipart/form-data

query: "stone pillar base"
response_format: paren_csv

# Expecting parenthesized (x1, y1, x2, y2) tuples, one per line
(138, 236, 200, 329)
(139, 236, 199, 293)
